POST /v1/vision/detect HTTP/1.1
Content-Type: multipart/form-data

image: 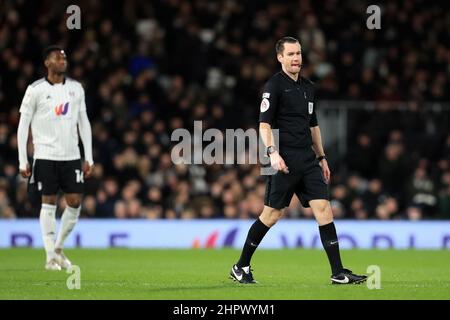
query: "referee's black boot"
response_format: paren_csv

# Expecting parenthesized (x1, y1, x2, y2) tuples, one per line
(230, 265, 258, 284)
(331, 268, 367, 285)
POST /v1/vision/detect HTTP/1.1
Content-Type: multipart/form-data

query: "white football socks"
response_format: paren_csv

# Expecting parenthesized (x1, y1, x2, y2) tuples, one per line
(40, 204, 57, 262)
(55, 205, 80, 251)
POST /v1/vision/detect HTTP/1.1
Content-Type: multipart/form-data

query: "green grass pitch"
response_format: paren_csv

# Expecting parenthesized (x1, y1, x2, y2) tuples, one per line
(1, 248, 449, 300)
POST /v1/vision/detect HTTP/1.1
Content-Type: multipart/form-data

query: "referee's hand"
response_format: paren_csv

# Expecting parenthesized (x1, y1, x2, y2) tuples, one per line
(269, 151, 289, 174)
(319, 159, 331, 184)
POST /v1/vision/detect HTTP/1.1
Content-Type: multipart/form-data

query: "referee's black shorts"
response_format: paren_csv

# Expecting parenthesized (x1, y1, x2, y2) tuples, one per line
(264, 146, 329, 209)
(30, 159, 84, 195)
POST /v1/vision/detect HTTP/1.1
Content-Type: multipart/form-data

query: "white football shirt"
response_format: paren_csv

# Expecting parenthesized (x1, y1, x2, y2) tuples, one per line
(19, 77, 89, 162)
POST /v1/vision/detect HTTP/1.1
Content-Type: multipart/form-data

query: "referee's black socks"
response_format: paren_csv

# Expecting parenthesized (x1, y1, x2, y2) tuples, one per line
(236, 218, 270, 268)
(319, 222, 344, 275)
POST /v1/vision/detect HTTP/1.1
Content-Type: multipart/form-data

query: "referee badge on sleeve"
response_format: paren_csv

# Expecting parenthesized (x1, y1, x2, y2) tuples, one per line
(308, 102, 314, 114)
(260, 98, 270, 113)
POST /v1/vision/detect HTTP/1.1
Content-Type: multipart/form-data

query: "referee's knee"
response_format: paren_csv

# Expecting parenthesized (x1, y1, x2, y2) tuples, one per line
(260, 206, 284, 227)
(309, 200, 333, 224)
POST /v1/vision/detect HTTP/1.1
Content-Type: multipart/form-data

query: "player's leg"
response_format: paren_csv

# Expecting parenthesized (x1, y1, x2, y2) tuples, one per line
(309, 199, 367, 284)
(237, 205, 285, 269)
(300, 154, 367, 284)
(33, 160, 61, 270)
(54, 160, 84, 268)
(297, 151, 345, 275)
(238, 206, 284, 266)
(230, 206, 284, 284)
(54, 193, 81, 268)
(230, 171, 294, 284)
(309, 199, 343, 274)
(40, 195, 60, 270)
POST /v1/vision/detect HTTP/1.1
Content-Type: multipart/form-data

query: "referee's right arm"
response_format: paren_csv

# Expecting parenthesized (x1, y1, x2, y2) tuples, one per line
(259, 80, 288, 173)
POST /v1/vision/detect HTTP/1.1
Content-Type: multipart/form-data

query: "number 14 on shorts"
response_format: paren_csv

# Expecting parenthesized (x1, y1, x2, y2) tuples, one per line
(75, 169, 84, 183)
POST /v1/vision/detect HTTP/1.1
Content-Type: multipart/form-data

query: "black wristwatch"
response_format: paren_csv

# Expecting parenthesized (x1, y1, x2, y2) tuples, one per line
(317, 155, 327, 162)
(266, 145, 277, 156)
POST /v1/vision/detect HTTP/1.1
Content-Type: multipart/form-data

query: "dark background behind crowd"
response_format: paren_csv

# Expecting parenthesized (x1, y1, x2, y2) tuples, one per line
(0, 0, 449, 220)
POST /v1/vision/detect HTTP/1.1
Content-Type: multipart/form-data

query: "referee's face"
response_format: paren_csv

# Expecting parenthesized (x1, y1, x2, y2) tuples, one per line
(46, 50, 67, 74)
(277, 42, 302, 75)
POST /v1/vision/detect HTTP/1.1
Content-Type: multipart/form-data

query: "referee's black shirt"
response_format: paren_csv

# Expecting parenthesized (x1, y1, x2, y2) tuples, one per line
(259, 70, 318, 149)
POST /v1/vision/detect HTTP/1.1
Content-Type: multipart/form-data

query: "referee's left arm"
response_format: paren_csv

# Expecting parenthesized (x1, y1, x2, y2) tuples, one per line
(310, 125, 331, 183)
(310, 126, 325, 158)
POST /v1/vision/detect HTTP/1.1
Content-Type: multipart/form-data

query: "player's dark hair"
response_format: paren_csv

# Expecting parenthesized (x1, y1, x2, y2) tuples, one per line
(43, 45, 64, 61)
(275, 37, 299, 55)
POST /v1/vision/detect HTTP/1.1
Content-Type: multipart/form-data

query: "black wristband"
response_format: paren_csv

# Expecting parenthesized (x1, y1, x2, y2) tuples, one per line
(317, 155, 326, 162)
(266, 146, 277, 156)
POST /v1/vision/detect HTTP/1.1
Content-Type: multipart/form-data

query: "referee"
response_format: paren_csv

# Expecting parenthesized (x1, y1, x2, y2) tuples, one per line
(230, 37, 367, 285)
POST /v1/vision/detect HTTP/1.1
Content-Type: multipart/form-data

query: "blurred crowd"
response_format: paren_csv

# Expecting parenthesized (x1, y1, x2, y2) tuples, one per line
(0, 0, 449, 220)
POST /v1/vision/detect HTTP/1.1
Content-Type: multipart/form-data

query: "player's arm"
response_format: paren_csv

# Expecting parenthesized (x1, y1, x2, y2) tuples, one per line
(310, 125, 325, 157)
(259, 80, 288, 173)
(17, 85, 36, 177)
(310, 125, 330, 183)
(309, 95, 330, 183)
(260, 122, 288, 173)
(77, 87, 94, 178)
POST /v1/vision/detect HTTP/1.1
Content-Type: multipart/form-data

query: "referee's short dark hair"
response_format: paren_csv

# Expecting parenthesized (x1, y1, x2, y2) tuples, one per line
(276, 37, 299, 55)
(43, 45, 64, 61)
